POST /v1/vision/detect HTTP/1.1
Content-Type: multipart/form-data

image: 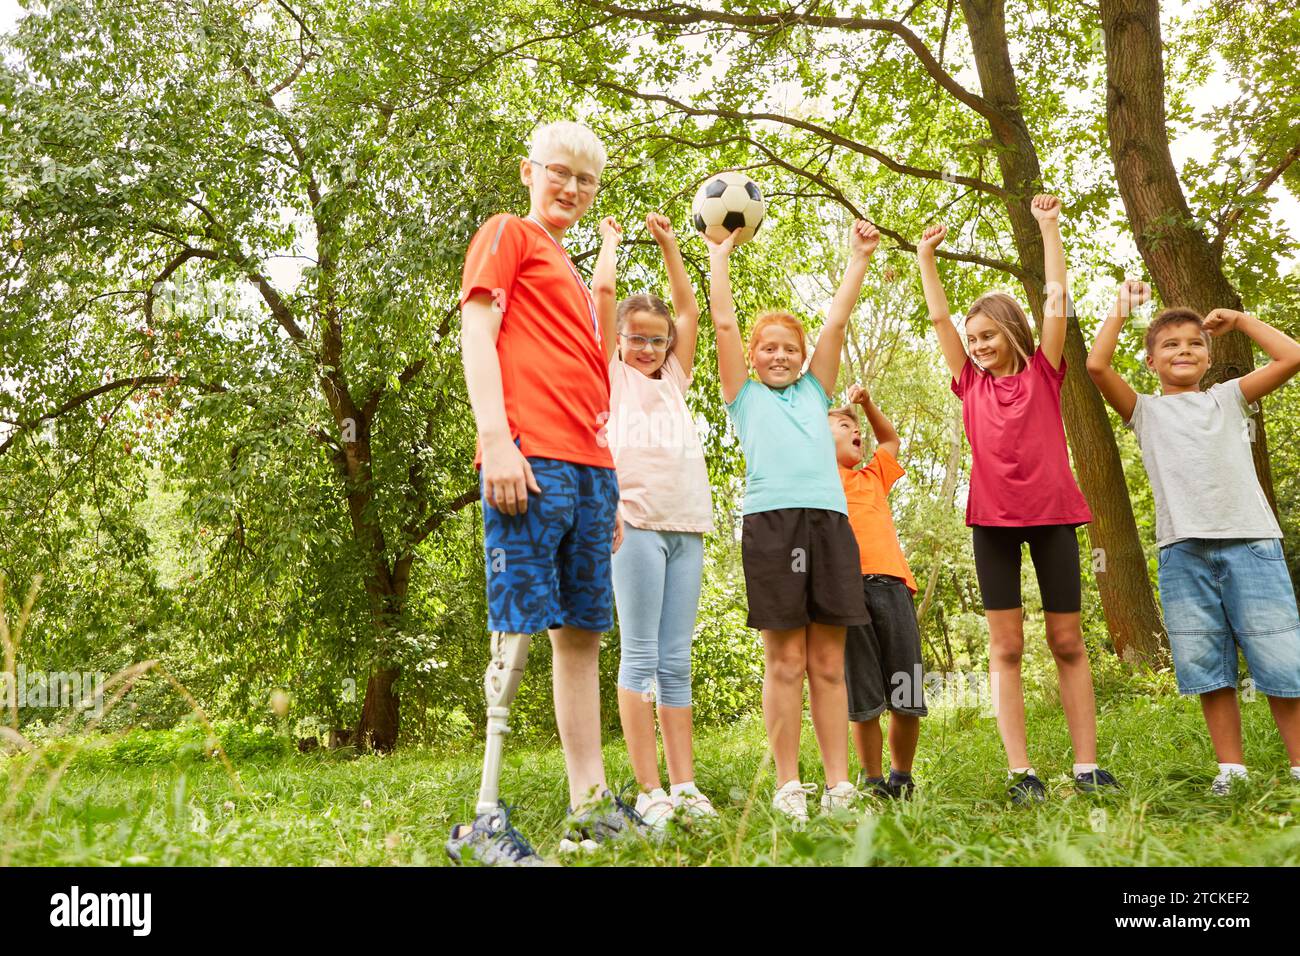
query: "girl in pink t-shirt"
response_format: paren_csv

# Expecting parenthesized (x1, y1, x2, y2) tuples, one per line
(916, 194, 1117, 804)
(592, 212, 716, 828)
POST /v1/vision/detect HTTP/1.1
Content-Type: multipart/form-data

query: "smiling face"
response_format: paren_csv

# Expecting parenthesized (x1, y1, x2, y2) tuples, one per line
(520, 146, 597, 236)
(750, 323, 804, 387)
(619, 309, 673, 377)
(965, 311, 1018, 376)
(829, 412, 863, 468)
(1146, 320, 1210, 391)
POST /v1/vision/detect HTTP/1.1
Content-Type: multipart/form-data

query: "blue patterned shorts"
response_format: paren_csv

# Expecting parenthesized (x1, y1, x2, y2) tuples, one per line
(481, 458, 619, 634)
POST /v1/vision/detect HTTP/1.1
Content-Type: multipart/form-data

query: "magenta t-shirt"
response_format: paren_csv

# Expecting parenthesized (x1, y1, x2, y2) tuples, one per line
(950, 346, 1092, 527)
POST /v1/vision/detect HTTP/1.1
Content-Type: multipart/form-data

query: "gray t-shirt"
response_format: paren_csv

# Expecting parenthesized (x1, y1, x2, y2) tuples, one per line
(1127, 380, 1280, 547)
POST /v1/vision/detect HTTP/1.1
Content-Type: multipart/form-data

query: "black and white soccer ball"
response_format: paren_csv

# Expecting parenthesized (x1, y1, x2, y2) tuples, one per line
(691, 171, 766, 246)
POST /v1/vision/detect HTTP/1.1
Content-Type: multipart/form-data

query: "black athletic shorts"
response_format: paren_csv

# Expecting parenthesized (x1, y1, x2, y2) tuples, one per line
(846, 574, 929, 720)
(741, 508, 869, 630)
(971, 524, 1082, 614)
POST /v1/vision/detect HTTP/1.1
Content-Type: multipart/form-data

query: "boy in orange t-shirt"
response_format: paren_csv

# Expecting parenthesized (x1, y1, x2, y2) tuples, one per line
(829, 384, 926, 799)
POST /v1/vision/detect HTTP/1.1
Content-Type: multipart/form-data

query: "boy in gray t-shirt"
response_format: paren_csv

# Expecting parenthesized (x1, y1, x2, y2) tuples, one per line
(1088, 281, 1300, 796)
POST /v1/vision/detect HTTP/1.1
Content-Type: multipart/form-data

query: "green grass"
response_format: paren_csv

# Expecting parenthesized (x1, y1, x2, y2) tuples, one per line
(3, 691, 1300, 866)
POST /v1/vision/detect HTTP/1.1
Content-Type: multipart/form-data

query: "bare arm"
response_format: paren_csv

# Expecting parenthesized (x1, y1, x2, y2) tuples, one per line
(461, 293, 540, 514)
(1032, 193, 1068, 370)
(1085, 280, 1147, 423)
(916, 225, 967, 382)
(647, 213, 701, 379)
(1206, 309, 1300, 405)
(705, 228, 749, 404)
(849, 383, 900, 459)
(809, 220, 877, 397)
(592, 217, 621, 364)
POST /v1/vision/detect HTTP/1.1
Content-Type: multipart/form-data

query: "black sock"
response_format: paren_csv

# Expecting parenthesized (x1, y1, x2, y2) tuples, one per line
(889, 769, 912, 782)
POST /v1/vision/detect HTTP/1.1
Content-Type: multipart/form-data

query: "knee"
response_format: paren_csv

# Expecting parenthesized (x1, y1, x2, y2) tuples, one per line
(1046, 625, 1086, 665)
(656, 653, 691, 705)
(766, 650, 806, 686)
(807, 650, 846, 689)
(988, 635, 1024, 668)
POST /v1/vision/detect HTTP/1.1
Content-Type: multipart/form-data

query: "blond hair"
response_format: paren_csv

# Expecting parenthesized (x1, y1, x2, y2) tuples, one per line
(965, 292, 1034, 373)
(528, 121, 607, 176)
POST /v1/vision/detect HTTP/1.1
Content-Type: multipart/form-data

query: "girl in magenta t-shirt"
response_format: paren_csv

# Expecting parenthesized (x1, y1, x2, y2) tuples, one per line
(916, 194, 1118, 804)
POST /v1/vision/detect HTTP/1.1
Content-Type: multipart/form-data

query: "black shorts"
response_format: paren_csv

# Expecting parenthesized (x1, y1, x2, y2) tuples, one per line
(846, 575, 929, 720)
(971, 524, 1081, 614)
(741, 508, 868, 630)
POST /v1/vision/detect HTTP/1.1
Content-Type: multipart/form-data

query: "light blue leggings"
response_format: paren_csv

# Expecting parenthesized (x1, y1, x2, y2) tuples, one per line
(611, 525, 705, 708)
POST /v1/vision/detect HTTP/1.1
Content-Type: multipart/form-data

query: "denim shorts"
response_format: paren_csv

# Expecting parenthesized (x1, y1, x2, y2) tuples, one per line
(1157, 538, 1300, 697)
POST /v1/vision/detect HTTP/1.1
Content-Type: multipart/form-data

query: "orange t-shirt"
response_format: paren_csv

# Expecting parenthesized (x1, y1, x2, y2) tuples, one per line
(839, 449, 917, 592)
(460, 214, 614, 469)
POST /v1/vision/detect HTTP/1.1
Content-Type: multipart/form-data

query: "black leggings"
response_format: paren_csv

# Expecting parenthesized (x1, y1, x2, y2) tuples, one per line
(971, 524, 1082, 614)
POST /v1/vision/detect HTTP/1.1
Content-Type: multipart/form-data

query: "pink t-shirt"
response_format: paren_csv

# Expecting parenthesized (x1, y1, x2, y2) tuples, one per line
(606, 352, 713, 533)
(950, 346, 1092, 527)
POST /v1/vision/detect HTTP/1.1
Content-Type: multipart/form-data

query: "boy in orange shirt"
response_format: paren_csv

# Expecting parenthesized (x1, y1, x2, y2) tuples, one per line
(830, 384, 927, 798)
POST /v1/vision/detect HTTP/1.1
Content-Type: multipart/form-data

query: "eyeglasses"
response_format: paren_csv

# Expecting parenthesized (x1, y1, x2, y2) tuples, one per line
(619, 332, 672, 352)
(529, 160, 600, 194)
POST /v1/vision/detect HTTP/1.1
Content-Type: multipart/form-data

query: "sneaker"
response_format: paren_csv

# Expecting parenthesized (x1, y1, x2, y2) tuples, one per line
(1007, 771, 1047, 805)
(671, 784, 717, 819)
(772, 780, 818, 824)
(562, 788, 655, 848)
(633, 787, 676, 831)
(1211, 768, 1248, 796)
(446, 804, 549, 867)
(857, 773, 892, 799)
(1074, 768, 1121, 794)
(820, 780, 863, 812)
(886, 769, 916, 800)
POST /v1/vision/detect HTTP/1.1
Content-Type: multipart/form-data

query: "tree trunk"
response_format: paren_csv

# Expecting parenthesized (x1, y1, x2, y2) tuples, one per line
(356, 666, 401, 753)
(961, 0, 1167, 662)
(1099, 0, 1277, 511)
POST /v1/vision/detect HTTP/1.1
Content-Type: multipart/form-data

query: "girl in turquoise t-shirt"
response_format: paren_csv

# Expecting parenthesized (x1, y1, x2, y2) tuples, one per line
(707, 219, 878, 823)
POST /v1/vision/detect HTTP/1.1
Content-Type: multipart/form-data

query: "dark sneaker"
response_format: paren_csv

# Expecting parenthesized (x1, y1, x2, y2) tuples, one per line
(1074, 768, 1121, 794)
(1008, 772, 1047, 805)
(559, 788, 655, 852)
(887, 770, 916, 800)
(857, 773, 892, 799)
(446, 804, 549, 867)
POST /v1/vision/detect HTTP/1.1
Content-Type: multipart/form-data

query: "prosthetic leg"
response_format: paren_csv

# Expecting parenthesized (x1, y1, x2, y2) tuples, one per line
(476, 631, 532, 815)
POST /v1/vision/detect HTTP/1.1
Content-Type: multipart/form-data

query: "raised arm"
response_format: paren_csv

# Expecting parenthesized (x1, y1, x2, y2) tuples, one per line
(1205, 309, 1300, 405)
(646, 213, 701, 378)
(1032, 193, 1068, 370)
(461, 293, 540, 515)
(849, 383, 900, 459)
(808, 220, 877, 397)
(705, 228, 749, 404)
(916, 225, 967, 382)
(1085, 279, 1146, 423)
(591, 216, 622, 363)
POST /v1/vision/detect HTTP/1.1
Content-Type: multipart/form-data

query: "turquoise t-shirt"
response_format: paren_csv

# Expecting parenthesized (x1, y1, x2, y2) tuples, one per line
(725, 373, 848, 516)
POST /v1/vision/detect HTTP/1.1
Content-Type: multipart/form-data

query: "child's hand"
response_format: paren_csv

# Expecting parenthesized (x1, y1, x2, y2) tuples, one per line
(599, 216, 623, 244)
(847, 383, 870, 407)
(849, 220, 880, 258)
(916, 224, 947, 257)
(1204, 308, 1246, 337)
(1114, 279, 1152, 317)
(703, 227, 742, 260)
(646, 212, 675, 246)
(1030, 193, 1061, 223)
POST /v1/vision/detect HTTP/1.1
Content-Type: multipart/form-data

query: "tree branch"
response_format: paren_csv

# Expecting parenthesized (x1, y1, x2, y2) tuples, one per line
(1213, 142, 1300, 254)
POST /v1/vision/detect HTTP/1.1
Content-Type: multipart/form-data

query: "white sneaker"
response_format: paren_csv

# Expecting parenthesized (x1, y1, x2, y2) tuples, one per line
(672, 784, 717, 818)
(634, 788, 676, 830)
(1211, 768, 1248, 796)
(820, 780, 862, 812)
(772, 780, 817, 824)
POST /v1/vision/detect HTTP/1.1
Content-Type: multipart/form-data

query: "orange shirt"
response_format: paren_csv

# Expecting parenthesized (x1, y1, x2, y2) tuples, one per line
(460, 214, 614, 469)
(839, 449, 917, 592)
